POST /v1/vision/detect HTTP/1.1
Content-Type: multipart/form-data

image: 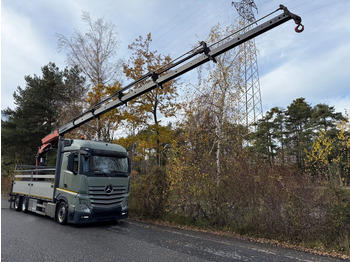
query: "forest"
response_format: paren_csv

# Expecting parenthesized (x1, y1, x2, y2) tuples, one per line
(2, 13, 350, 255)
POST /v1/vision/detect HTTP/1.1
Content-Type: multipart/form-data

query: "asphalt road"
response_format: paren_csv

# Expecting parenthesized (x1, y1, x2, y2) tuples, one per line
(1, 195, 346, 262)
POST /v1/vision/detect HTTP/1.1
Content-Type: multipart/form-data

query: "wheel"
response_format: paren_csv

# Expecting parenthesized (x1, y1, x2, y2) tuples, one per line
(56, 201, 68, 225)
(21, 196, 29, 213)
(14, 195, 22, 211)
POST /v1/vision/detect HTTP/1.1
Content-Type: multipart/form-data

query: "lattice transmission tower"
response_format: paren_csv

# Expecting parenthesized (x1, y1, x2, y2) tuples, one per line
(232, 0, 263, 129)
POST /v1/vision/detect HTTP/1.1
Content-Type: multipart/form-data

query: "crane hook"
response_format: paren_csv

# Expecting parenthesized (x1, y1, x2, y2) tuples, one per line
(295, 23, 304, 33)
(280, 5, 304, 33)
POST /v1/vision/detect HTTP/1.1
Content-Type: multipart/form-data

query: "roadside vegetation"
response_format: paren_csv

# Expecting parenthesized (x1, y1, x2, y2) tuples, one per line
(126, 102, 350, 255)
(2, 12, 349, 256)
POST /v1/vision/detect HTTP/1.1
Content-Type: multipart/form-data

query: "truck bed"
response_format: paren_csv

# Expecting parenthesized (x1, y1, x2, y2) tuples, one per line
(11, 165, 56, 200)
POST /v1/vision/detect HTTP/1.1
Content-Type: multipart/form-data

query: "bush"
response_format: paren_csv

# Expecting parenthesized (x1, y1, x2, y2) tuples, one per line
(1, 175, 13, 194)
(128, 142, 350, 254)
(164, 151, 350, 254)
(129, 167, 169, 219)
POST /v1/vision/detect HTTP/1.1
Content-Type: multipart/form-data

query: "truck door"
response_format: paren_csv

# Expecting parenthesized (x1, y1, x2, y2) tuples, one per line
(59, 152, 80, 192)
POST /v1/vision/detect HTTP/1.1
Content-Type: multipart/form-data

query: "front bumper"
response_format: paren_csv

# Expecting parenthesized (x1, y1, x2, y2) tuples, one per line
(68, 206, 128, 224)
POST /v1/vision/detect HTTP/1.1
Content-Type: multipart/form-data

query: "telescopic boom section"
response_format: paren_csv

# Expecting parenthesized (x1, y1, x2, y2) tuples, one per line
(36, 5, 303, 165)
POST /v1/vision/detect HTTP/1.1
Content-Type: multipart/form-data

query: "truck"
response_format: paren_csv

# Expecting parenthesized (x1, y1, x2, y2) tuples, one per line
(9, 5, 303, 224)
(11, 139, 130, 224)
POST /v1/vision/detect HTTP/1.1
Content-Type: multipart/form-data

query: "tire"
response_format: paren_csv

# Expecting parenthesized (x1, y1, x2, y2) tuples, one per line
(56, 201, 68, 225)
(14, 195, 22, 211)
(21, 196, 29, 213)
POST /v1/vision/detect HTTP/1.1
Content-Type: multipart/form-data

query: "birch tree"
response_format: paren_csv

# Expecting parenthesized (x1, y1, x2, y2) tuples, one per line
(56, 12, 122, 140)
(56, 12, 121, 86)
(195, 23, 244, 183)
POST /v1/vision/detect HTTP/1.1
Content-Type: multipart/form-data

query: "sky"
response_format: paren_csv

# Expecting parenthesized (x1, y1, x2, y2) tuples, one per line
(2, 0, 350, 117)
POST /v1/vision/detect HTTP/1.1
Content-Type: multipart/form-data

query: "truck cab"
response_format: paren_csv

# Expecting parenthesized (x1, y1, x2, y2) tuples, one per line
(55, 139, 130, 224)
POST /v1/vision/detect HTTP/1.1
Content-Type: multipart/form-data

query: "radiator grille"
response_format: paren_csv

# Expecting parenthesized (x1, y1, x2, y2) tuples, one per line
(88, 186, 126, 207)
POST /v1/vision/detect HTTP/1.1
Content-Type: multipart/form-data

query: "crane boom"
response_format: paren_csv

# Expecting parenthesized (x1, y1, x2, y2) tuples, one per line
(36, 5, 303, 165)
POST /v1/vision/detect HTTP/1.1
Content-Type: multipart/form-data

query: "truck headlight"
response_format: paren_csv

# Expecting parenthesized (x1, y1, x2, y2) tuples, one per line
(79, 202, 91, 213)
(121, 199, 128, 211)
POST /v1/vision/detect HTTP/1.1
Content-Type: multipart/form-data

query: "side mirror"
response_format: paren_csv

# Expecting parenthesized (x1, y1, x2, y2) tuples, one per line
(80, 150, 91, 160)
(67, 153, 78, 174)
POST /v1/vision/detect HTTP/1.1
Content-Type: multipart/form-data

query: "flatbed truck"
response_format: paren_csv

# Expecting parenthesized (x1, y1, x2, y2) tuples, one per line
(11, 139, 130, 224)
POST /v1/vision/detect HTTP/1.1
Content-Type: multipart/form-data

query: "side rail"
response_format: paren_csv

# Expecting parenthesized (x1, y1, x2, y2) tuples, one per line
(10, 165, 56, 208)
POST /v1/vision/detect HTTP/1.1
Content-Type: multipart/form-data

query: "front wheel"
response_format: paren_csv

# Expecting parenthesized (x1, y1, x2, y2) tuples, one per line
(56, 202, 68, 225)
(14, 195, 22, 211)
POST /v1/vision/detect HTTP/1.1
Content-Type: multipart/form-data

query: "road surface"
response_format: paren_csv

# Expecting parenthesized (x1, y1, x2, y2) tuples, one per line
(1, 195, 345, 262)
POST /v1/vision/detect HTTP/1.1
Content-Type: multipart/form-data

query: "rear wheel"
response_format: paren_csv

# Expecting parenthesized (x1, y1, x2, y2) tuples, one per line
(14, 195, 22, 211)
(21, 196, 29, 213)
(56, 201, 68, 225)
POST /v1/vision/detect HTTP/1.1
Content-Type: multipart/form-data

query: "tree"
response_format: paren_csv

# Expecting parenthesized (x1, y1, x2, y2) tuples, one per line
(284, 98, 313, 169)
(270, 107, 287, 163)
(251, 99, 346, 170)
(85, 82, 124, 141)
(306, 112, 350, 185)
(56, 12, 121, 86)
(57, 65, 88, 139)
(194, 23, 244, 182)
(312, 103, 345, 132)
(118, 33, 180, 218)
(251, 107, 288, 165)
(56, 12, 122, 140)
(251, 109, 278, 165)
(123, 33, 179, 166)
(2, 63, 85, 166)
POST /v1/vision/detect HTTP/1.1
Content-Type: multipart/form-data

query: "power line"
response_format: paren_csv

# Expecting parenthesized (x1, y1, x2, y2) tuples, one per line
(300, 0, 345, 15)
(152, 0, 232, 60)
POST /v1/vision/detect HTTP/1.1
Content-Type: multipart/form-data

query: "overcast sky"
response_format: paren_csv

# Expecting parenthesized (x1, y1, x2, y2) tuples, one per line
(2, 0, 350, 116)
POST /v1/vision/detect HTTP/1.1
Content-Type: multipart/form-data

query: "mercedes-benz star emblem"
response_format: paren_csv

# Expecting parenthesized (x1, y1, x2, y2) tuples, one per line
(105, 184, 113, 194)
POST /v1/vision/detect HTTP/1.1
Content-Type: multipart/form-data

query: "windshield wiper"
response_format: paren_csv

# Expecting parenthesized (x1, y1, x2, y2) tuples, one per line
(109, 171, 128, 177)
(90, 169, 108, 177)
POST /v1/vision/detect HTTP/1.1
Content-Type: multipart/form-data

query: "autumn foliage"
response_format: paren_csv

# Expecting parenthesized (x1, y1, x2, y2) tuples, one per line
(128, 102, 350, 254)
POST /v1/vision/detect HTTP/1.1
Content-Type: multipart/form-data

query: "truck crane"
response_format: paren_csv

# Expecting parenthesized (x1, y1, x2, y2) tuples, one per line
(9, 5, 303, 224)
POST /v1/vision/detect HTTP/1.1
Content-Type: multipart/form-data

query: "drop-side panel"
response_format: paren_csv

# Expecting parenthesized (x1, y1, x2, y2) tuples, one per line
(29, 181, 54, 200)
(12, 177, 31, 195)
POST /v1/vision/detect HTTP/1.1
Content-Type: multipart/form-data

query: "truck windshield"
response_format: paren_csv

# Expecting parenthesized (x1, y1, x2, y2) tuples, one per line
(81, 155, 129, 176)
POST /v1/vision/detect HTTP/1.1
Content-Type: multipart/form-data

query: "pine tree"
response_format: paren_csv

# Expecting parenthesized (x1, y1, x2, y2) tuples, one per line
(1, 63, 85, 166)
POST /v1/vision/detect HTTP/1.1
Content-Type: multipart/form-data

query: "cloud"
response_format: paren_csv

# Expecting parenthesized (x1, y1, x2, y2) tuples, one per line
(326, 96, 350, 115)
(256, 0, 350, 114)
(260, 42, 350, 113)
(1, 5, 59, 108)
(2, 6, 43, 108)
(1, 2, 79, 110)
